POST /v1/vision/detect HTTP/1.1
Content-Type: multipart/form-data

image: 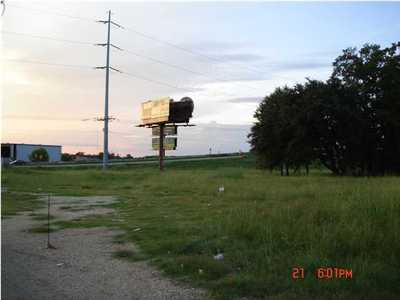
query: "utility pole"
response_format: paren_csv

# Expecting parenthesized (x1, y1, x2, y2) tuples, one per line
(95, 10, 123, 170)
(103, 10, 111, 170)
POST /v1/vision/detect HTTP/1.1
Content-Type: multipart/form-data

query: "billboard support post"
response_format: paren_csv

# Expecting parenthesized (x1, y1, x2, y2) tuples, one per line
(159, 123, 165, 171)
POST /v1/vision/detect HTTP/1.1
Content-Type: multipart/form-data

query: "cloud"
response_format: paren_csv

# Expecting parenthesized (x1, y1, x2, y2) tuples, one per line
(304, 49, 341, 59)
(226, 96, 263, 104)
(178, 40, 244, 52)
(276, 61, 331, 71)
(211, 53, 265, 63)
(178, 40, 265, 64)
(2, 114, 84, 121)
(260, 61, 331, 73)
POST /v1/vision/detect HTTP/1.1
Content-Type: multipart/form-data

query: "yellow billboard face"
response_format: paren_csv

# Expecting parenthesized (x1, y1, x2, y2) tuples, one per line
(141, 97, 171, 125)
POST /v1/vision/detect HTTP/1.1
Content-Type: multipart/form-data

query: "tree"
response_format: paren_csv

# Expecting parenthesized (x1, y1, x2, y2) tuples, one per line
(249, 83, 318, 174)
(61, 153, 74, 161)
(98, 152, 115, 160)
(249, 42, 400, 176)
(29, 148, 49, 162)
(329, 42, 400, 174)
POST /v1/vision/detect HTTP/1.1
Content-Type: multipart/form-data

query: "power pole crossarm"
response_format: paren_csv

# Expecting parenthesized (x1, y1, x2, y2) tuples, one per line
(95, 43, 123, 51)
(95, 10, 123, 170)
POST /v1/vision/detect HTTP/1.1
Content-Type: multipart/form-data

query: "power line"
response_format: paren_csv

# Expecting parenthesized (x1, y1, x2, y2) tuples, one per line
(3, 28, 265, 92)
(124, 49, 202, 77)
(120, 71, 194, 92)
(2, 9, 296, 94)
(1, 30, 94, 45)
(7, 3, 271, 78)
(120, 27, 293, 87)
(3, 28, 262, 91)
(6, 3, 293, 85)
(3, 58, 93, 69)
(3, 58, 196, 92)
(122, 48, 263, 92)
(123, 25, 268, 76)
(4, 5, 290, 88)
(6, 2, 94, 22)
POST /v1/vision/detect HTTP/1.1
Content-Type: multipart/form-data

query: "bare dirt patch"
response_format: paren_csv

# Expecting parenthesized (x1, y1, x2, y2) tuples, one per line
(35, 195, 117, 221)
(2, 196, 206, 300)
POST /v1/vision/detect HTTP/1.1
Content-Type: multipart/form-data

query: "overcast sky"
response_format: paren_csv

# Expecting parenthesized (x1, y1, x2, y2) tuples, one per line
(2, 1, 399, 156)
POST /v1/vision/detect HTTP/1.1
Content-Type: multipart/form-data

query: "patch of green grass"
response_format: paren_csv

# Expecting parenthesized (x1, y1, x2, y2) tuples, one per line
(28, 214, 116, 233)
(59, 205, 72, 210)
(31, 213, 55, 221)
(2, 155, 400, 299)
(1, 192, 44, 215)
(28, 224, 59, 233)
(55, 215, 116, 229)
(65, 206, 93, 212)
(53, 214, 116, 230)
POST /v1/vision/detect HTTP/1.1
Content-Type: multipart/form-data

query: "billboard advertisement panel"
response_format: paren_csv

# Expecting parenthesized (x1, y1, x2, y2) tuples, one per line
(152, 137, 177, 150)
(140, 97, 171, 125)
(152, 125, 177, 136)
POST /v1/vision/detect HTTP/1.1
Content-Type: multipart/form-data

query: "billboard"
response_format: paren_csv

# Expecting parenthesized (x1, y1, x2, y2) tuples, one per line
(152, 125, 177, 136)
(140, 97, 171, 125)
(152, 137, 177, 151)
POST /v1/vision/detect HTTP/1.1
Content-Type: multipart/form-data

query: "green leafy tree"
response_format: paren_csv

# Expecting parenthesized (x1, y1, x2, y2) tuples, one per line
(330, 42, 400, 174)
(29, 148, 49, 162)
(250, 42, 400, 176)
(98, 152, 115, 160)
(61, 153, 74, 161)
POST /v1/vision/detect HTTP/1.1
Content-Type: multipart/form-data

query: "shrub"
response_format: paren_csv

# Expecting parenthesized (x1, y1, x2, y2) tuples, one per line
(29, 148, 49, 162)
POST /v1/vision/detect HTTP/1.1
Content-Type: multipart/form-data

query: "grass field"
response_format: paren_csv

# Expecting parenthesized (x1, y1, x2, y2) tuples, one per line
(2, 155, 400, 299)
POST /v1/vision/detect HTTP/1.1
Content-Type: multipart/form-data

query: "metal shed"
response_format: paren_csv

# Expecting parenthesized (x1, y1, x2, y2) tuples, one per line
(1, 143, 62, 164)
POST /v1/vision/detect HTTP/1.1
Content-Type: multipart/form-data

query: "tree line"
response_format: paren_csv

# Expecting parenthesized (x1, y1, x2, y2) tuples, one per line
(249, 42, 400, 176)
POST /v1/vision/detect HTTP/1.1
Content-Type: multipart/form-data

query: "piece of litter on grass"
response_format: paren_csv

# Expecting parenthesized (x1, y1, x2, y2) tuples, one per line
(133, 228, 141, 232)
(213, 253, 224, 261)
(218, 186, 225, 193)
(198, 269, 204, 275)
(56, 263, 64, 267)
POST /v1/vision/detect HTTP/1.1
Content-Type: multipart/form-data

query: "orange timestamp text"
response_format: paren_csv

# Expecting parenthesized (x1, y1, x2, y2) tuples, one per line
(292, 267, 353, 280)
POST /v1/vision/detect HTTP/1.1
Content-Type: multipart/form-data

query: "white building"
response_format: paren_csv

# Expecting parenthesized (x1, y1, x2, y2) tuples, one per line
(1, 143, 62, 164)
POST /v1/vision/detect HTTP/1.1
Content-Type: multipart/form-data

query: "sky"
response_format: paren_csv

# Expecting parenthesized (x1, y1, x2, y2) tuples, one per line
(1, 1, 399, 157)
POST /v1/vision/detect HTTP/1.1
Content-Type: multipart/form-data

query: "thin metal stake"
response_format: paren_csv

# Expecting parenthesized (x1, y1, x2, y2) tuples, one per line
(47, 194, 56, 249)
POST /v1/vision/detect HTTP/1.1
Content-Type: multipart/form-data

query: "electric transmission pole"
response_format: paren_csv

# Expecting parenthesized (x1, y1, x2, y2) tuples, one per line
(95, 10, 123, 170)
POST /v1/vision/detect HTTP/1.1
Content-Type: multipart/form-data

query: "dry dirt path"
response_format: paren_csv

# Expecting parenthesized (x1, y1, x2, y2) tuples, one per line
(1, 196, 206, 300)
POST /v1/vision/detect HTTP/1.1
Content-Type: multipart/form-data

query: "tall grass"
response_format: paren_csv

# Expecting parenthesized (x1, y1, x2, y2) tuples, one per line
(2, 156, 400, 299)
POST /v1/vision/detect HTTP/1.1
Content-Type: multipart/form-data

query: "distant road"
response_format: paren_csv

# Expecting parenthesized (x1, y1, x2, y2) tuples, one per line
(13, 155, 243, 168)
